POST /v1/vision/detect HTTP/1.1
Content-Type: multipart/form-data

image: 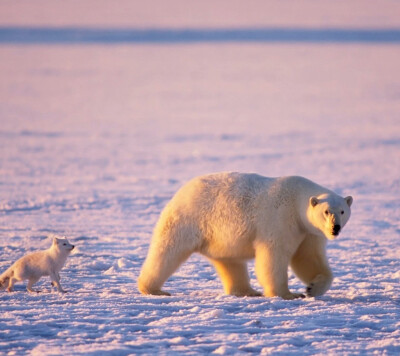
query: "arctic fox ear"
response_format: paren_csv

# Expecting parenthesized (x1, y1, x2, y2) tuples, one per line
(345, 196, 353, 207)
(310, 196, 319, 207)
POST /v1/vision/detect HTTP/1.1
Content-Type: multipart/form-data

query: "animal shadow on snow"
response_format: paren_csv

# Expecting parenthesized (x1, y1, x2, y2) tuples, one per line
(321, 294, 399, 305)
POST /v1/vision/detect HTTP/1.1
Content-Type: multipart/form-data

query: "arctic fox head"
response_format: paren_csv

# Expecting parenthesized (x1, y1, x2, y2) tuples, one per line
(52, 237, 75, 254)
(307, 193, 353, 240)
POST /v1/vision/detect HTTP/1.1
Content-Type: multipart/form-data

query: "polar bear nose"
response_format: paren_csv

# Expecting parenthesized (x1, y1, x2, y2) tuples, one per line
(333, 225, 341, 235)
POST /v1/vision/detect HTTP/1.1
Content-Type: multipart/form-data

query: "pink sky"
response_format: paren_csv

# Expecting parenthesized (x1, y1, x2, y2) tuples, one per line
(0, 0, 400, 28)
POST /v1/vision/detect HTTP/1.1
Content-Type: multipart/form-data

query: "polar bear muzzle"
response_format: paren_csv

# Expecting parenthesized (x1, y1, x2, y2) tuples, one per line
(332, 224, 341, 236)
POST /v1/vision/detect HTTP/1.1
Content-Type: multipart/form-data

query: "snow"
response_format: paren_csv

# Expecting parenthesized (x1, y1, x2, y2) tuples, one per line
(1, 1, 400, 354)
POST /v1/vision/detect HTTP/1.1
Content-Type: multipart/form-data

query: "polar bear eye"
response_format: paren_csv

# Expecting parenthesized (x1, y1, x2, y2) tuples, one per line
(341, 210, 344, 215)
(324, 210, 329, 215)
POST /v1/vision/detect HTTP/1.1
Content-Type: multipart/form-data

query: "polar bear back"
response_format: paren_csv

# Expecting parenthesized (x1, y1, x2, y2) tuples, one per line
(152, 172, 332, 259)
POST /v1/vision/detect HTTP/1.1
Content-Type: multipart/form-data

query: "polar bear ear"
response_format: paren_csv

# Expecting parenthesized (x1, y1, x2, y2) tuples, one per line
(310, 196, 319, 207)
(345, 196, 353, 207)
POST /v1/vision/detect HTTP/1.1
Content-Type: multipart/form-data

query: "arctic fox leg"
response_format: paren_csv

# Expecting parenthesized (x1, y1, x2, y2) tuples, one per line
(7, 277, 17, 292)
(27, 277, 41, 293)
(0, 277, 10, 291)
(50, 272, 66, 293)
(51, 273, 60, 288)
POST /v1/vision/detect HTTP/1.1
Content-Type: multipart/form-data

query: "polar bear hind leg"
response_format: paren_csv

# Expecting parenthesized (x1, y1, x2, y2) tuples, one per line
(210, 259, 262, 297)
(138, 219, 199, 296)
(138, 245, 192, 296)
(290, 236, 333, 297)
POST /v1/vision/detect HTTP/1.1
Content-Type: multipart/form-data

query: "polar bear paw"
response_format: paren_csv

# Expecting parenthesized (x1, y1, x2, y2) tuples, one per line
(306, 274, 332, 297)
(306, 283, 316, 297)
(231, 288, 262, 297)
(306, 282, 326, 297)
(139, 287, 171, 296)
(282, 292, 306, 300)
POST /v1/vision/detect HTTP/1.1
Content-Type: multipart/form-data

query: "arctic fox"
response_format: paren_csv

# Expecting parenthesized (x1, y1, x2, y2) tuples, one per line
(0, 237, 74, 293)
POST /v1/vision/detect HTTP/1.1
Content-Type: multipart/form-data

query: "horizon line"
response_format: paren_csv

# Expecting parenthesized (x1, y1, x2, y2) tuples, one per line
(1, 26, 400, 44)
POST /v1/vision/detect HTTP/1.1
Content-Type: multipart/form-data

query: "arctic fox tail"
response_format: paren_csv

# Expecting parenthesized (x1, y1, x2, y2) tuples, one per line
(0, 268, 13, 291)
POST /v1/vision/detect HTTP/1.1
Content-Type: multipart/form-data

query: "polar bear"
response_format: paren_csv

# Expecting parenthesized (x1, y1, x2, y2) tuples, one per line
(138, 172, 353, 299)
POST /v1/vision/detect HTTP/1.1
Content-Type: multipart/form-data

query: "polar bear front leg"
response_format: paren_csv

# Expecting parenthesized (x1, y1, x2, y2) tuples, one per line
(290, 236, 333, 297)
(210, 259, 261, 297)
(255, 242, 304, 300)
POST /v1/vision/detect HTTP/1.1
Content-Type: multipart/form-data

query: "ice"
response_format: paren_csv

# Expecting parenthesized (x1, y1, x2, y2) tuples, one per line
(1, 0, 400, 354)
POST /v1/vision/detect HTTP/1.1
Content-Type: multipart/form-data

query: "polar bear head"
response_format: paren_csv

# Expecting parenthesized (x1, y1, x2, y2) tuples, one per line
(307, 193, 353, 240)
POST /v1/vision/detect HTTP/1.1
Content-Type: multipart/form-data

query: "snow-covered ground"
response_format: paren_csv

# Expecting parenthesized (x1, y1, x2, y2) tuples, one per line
(1, 1, 400, 354)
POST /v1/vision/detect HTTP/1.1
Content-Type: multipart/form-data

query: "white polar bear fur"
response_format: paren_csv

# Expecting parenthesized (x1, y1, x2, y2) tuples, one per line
(138, 172, 353, 299)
